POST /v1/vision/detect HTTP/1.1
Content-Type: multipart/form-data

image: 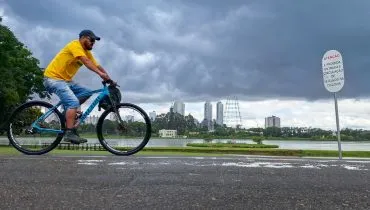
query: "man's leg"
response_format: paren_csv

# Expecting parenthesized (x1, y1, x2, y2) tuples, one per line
(66, 109, 77, 128)
(69, 81, 93, 106)
(61, 82, 92, 117)
(47, 79, 87, 144)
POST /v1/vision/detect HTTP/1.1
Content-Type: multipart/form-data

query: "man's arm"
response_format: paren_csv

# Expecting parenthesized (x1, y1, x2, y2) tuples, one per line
(67, 41, 110, 81)
(79, 56, 110, 81)
(97, 65, 117, 85)
(97, 65, 108, 74)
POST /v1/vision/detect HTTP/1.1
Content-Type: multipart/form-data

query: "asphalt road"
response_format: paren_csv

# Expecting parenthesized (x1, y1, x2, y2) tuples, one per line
(0, 155, 369, 210)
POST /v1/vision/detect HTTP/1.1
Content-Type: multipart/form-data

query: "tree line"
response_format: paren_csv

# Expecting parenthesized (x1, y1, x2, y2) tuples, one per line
(0, 17, 50, 133)
(147, 110, 370, 141)
(63, 110, 370, 141)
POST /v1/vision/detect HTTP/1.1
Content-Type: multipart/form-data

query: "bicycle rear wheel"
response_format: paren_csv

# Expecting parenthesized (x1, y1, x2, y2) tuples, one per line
(7, 101, 65, 155)
(96, 103, 151, 156)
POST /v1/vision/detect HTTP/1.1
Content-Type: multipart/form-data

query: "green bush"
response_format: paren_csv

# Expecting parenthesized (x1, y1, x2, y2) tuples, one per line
(252, 136, 264, 144)
(186, 143, 278, 148)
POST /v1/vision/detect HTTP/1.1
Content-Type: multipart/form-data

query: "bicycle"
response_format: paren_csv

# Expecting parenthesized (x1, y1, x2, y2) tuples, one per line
(6, 80, 152, 156)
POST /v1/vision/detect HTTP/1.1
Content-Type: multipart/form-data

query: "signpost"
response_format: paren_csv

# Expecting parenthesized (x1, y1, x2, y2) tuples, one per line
(322, 50, 345, 159)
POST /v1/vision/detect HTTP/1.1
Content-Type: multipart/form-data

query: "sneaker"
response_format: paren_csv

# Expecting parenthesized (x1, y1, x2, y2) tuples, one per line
(63, 129, 87, 144)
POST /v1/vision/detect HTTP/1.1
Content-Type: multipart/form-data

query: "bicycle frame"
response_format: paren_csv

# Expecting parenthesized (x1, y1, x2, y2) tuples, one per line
(31, 85, 110, 134)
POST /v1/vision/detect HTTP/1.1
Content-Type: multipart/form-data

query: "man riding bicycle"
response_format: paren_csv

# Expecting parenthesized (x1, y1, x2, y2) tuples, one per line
(43, 29, 113, 144)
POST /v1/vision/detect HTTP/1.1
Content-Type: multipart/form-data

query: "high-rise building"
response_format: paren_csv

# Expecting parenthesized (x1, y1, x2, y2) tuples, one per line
(216, 101, 223, 125)
(265, 115, 281, 128)
(149, 111, 156, 121)
(126, 115, 134, 122)
(110, 113, 117, 121)
(173, 101, 185, 116)
(204, 101, 212, 130)
(86, 115, 99, 125)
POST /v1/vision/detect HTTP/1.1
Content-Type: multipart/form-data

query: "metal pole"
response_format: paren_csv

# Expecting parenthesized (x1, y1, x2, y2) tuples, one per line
(334, 92, 342, 159)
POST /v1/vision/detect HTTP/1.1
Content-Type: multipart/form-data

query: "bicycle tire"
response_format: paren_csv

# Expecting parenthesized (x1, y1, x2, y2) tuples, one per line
(96, 103, 152, 156)
(7, 100, 65, 155)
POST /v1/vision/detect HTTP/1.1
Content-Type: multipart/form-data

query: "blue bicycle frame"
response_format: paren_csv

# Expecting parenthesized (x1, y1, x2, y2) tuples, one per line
(31, 85, 110, 134)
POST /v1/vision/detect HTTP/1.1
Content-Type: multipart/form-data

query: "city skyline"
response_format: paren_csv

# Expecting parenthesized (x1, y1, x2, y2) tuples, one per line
(148, 99, 284, 129)
(61, 95, 368, 131)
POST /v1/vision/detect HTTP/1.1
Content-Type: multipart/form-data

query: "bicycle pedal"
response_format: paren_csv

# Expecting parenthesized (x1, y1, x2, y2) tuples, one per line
(75, 112, 83, 119)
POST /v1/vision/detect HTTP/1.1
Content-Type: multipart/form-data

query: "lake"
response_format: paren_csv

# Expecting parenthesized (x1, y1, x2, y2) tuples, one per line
(1, 137, 370, 151)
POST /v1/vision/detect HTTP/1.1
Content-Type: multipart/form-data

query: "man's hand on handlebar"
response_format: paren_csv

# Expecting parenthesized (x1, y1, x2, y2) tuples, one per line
(109, 80, 118, 86)
(102, 79, 119, 87)
(99, 72, 110, 81)
(99, 71, 119, 87)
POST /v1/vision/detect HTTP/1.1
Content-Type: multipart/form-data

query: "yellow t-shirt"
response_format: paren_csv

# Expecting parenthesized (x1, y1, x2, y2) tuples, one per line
(44, 39, 99, 81)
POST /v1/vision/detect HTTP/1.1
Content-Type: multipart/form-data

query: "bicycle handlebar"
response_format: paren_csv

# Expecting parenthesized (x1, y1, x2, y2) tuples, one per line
(102, 79, 120, 87)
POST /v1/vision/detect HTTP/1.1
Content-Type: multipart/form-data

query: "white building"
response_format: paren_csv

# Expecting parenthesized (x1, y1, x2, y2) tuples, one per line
(159, 129, 177, 138)
(216, 101, 223, 125)
(173, 101, 185, 116)
(204, 101, 213, 130)
(265, 115, 281, 128)
(149, 111, 156, 121)
(125, 115, 134, 122)
(86, 115, 99, 125)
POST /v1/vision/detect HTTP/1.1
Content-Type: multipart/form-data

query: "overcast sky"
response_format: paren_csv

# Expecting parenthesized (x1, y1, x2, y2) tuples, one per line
(2, 0, 370, 130)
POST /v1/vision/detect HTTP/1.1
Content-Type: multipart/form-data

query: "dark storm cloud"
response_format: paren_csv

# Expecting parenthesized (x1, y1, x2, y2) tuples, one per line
(2, 0, 370, 103)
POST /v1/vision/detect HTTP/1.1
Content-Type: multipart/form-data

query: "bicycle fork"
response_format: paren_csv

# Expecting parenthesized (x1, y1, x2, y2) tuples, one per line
(110, 97, 127, 133)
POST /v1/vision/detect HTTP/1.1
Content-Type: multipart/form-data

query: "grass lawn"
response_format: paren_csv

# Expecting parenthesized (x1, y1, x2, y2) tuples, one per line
(1, 145, 369, 158)
(0, 146, 227, 157)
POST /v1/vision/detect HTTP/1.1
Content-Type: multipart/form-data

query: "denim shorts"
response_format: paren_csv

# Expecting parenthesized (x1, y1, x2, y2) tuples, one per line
(43, 77, 93, 110)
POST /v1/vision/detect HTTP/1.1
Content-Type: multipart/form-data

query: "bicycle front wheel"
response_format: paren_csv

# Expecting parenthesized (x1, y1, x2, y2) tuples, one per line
(7, 101, 65, 155)
(96, 103, 151, 156)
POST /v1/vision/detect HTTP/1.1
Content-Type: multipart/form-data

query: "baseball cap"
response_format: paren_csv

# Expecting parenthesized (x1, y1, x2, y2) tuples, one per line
(79, 29, 101, 41)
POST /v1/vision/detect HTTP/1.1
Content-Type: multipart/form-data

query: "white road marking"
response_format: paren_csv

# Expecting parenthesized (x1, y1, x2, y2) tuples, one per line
(116, 162, 368, 171)
(108, 162, 133, 165)
(300, 165, 321, 169)
(78, 162, 99, 165)
(342, 165, 367, 171)
(77, 160, 104, 162)
(77, 159, 104, 165)
(73, 157, 370, 171)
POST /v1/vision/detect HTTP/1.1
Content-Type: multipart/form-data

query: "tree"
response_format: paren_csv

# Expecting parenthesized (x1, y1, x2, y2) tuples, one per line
(9, 106, 43, 135)
(151, 111, 198, 136)
(263, 127, 282, 137)
(184, 114, 197, 132)
(0, 20, 50, 132)
(252, 136, 264, 145)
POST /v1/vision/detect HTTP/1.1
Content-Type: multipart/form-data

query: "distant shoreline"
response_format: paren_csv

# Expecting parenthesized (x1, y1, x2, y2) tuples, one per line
(1, 146, 370, 158)
(2, 135, 370, 142)
(152, 137, 370, 142)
